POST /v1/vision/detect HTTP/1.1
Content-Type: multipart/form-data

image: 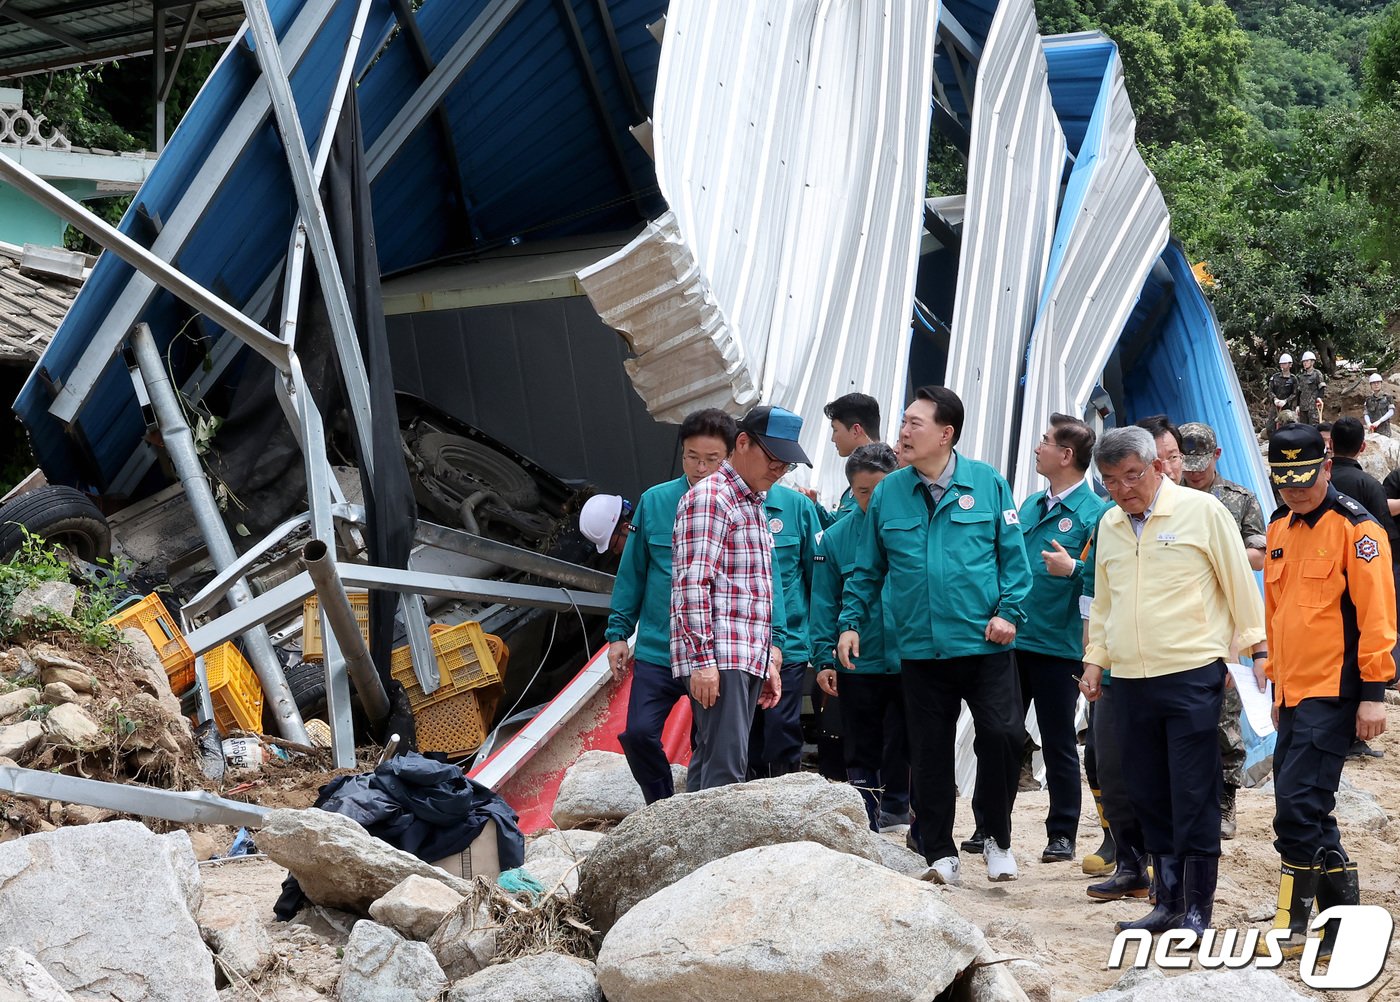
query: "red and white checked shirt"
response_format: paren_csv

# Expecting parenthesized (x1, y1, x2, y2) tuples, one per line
(670, 461, 774, 678)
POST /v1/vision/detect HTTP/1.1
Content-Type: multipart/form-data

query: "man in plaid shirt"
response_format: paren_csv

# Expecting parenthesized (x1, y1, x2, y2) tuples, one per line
(672, 405, 812, 790)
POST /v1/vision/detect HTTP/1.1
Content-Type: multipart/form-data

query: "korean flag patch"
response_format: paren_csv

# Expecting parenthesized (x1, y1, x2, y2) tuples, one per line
(1356, 535, 1380, 563)
(1002, 509, 1020, 526)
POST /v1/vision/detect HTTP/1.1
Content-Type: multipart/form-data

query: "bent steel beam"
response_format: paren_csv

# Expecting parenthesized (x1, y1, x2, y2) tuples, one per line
(0, 158, 290, 373)
(301, 540, 391, 725)
(0, 766, 270, 828)
(130, 324, 308, 744)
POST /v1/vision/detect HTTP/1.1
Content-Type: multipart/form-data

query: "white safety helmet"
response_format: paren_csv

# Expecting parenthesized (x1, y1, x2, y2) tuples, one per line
(1302, 350, 1317, 362)
(579, 494, 628, 553)
(1278, 353, 1292, 365)
(1370, 373, 1384, 384)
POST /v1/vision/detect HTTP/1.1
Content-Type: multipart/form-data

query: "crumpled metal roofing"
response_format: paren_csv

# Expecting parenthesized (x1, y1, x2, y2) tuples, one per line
(1009, 32, 1169, 499)
(579, 0, 939, 503)
(941, 0, 1064, 477)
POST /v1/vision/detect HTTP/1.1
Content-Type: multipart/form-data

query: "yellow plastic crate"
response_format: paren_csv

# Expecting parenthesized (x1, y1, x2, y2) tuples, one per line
(301, 592, 370, 662)
(411, 689, 491, 758)
(105, 593, 195, 695)
(390, 622, 502, 707)
(204, 642, 264, 736)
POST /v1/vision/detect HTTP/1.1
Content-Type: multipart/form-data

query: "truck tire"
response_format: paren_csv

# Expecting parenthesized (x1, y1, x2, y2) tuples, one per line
(0, 486, 111, 562)
(283, 659, 327, 715)
(415, 432, 540, 511)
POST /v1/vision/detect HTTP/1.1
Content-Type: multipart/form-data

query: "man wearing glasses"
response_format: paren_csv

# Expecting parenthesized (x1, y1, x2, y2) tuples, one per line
(671, 405, 812, 790)
(837, 386, 1032, 885)
(1080, 426, 1266, 936)
(605, 408, 738, 803)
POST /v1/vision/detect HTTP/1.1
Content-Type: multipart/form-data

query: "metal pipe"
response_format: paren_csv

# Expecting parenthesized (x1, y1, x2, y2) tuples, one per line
(300, 539, 390, 724)
(0, 766, 269, 828)
(0, 157, 290, 373)
(130, 324, 309, 744)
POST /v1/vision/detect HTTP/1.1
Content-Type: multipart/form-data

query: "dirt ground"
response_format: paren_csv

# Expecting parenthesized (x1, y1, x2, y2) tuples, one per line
(934, 697, 1400, 1001)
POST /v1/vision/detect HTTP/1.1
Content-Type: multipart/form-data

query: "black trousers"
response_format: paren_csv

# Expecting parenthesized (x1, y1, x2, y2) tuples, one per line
(1017, 650, 1083, 841)
(617, 660, 690, 803)
(1084, 700, 1099, 790)
(1273, 697, 1353, 862)
(902, 652, 1024, 862)
(748, 662, 808, 773)
(1112, 662, 1225, 858)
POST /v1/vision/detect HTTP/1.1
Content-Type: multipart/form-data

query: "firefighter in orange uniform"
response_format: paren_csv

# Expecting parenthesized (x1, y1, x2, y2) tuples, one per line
(1260, 423, 1396, 958)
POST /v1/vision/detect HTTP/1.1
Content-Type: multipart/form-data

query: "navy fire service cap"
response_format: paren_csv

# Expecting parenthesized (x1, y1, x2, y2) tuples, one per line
(1269, 423, 1327, 488)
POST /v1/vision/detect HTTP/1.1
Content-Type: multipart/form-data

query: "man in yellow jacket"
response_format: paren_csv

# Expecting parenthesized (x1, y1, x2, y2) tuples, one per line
(1080, 426, 1266, 935)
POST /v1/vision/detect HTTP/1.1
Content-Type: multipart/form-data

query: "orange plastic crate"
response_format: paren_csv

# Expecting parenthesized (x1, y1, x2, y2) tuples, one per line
(105, 593, 195, 694)
(412, 689, 491, 758)
(203, 643, 264, 736)
(301, 592, 370, 662)
(390, 622, 502, 707)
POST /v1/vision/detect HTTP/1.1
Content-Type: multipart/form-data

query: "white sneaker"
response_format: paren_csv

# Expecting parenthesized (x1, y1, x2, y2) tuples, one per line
(985, 841, 1019, 882)
(921, 855, 961, 886)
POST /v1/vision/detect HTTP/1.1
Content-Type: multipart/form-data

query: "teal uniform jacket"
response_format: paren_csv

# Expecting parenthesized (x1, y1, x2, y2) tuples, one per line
(1013, 482, 1108, 661)
(810, 507, 900, 674)
(604, 476, 689, 667)
(816, 488, 861, 529)
(766, 484, 824, 665)
(840, 455, 1033, 660)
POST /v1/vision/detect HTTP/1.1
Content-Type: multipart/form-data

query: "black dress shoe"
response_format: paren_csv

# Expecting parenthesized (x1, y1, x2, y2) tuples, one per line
(1041, 835, 1074, 862)
(960, 830, 988, 854)
(1347, 739, 1384, 759)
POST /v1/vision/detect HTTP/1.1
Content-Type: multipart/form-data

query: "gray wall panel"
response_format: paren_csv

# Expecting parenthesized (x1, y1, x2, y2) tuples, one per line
(387, 297, 681, 502)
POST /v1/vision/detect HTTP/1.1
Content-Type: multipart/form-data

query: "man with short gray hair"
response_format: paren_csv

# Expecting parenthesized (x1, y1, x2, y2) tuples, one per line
(1080, 426, 1266, 936)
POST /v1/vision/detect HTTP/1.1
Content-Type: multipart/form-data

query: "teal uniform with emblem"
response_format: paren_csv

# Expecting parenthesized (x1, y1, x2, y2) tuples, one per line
(840, 457, 1032, 657)
(751, 484, 823, 774)
(1015, 485, 1108, 660)
(606, 476, 688, 665)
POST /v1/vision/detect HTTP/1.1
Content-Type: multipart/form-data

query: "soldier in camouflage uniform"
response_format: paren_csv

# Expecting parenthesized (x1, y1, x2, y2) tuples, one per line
(1180, 422, 1267, 840)
(1297, 351, 1327, 423)
(1267, 355, 1299, 434)
(1364, 373, 1394, 437)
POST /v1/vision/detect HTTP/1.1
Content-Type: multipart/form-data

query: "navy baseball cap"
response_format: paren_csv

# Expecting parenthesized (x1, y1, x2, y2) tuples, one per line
(738, 405, 812, 467)
(1269, 423, 1326, 488)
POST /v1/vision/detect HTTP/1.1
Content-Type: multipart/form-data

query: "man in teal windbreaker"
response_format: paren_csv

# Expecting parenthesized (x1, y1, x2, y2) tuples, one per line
(605, 409, 738, 803)
(749, 482, 824, 777)
(838, 386, 1032, 885)
(812, 442, 903, 829)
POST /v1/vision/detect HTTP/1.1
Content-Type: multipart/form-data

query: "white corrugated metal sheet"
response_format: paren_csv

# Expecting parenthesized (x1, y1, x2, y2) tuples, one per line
(1012, 33, 1169, 499)
(579, 0, 939, 503)
(942, 0, 1065, 476)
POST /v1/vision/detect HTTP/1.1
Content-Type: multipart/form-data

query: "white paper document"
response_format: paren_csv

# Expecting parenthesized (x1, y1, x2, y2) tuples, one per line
(1228, 662, 1275, 738)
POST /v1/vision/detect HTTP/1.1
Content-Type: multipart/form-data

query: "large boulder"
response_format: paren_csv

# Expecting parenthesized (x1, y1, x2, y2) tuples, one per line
(525, 829, 606, 864)
(369, 875, 466, 942)
(0, 687, 38, 721)
(429, 901, 499, 980)
(10, 583, 77, 621)
(43, 704, 101, 746)
(1335, 779, 1387, 831)
(254, 808, 471, 913)
(596, 841, 984, 1001)
(0, 948, 73, 1002)
(0, 721, 42, 759)
(1082, 968, 1308, 1001)
(445, 952, 601, 1002)
(551, 750, 685, 829)
(578, 773, 882, 930)
(0, 822, 215, 1001)
(336, 921, 447, 1002)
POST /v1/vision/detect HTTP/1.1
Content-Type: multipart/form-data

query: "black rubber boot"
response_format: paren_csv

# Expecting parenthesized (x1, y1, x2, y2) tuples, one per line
(1181, 854, 1219, 935)
(1315, 851, 1359, 960)
(1088, 825, 1150, 901)
(1116, 855, 1182, 933)
(1258, 857, 1321, 958)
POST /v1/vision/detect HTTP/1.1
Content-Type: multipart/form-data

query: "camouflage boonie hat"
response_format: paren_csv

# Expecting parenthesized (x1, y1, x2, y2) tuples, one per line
(1269, 423, 1326, 488)
(1178, 422, 1218, 473)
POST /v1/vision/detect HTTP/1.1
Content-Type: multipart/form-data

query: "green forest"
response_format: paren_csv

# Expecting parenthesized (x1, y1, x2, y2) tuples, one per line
(22, 2, 1400, 389)
(1033, 0, 1400, 382)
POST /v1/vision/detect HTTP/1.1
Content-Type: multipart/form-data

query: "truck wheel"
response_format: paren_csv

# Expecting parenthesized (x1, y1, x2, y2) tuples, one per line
(0, 486, 111, 562)
(415, 433, 540, 511)
(283, 659, 327, 715)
